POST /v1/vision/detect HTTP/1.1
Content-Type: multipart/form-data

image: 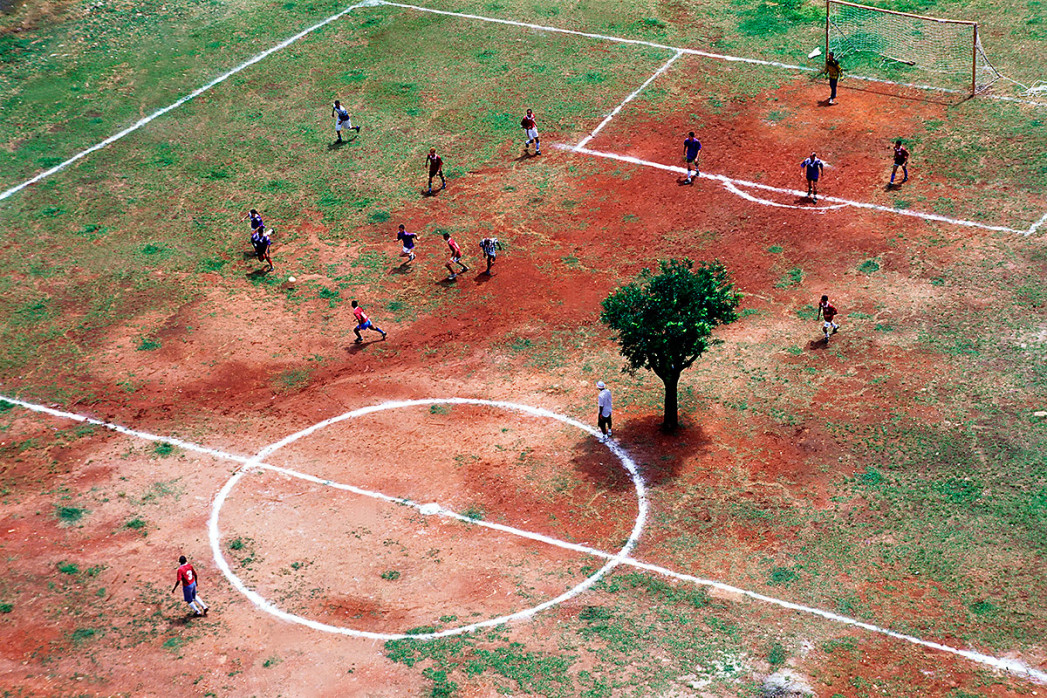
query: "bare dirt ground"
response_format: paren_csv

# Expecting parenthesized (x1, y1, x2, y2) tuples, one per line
(2, 70, 1045, 695)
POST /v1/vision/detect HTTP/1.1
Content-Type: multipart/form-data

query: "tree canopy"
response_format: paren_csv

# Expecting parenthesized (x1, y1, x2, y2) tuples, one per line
(600, 259, 740, 429)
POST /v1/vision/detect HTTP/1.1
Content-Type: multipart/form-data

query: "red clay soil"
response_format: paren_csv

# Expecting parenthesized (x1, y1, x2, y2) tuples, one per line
(2, 74, 1042, 694)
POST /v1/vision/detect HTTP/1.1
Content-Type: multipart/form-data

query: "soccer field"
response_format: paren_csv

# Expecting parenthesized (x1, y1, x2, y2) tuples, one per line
(1, 0, 1046, 695)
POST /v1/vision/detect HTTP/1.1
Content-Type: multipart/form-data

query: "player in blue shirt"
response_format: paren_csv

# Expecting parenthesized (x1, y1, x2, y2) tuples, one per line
(396, 224, 418, 264)
(332, 100, 360, 142)
(251, 226, 274, 271)
(800, 152, 824, 202)
(683, 132, 702, 184)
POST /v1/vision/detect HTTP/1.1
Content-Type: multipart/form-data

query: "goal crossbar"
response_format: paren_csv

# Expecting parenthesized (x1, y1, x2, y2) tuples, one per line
(826, 0, 999, 95)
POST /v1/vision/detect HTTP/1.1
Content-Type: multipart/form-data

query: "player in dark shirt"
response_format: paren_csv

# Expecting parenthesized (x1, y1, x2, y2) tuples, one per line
(890, 140, 910, 185)
(426, 148, 446, 194)
(800, 152, 824, 202)
(683, 132, 702, 184)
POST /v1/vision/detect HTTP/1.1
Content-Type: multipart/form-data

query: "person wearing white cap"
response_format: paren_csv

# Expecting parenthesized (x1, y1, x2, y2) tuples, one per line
(596, 381, 613, 441)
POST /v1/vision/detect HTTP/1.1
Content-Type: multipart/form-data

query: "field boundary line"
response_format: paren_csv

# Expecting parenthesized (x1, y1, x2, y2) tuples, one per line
(558, 145, 1028, 234)
(378, 0, 1047, 108)
(1027, 211, 1047, 236)
(575, 51, 682, 150)
(2, 392, 1046, 684)
(0, 0, 380, 204)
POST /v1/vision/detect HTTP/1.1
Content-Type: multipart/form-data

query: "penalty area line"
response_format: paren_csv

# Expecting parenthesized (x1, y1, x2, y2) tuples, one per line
(1027, 211, 1047, 236)
(559, 145, 1028, 235)
(2, 391, 1045, 684)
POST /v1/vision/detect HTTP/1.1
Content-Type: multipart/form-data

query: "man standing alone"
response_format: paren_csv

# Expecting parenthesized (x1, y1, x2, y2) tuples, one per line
(171, 555, 209, 617)
(596, 380, 613, 442)
(825, 51, 841, 105)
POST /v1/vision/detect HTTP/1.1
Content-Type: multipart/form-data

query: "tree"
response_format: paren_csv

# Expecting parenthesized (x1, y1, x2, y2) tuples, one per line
(600, 259, 740, 431)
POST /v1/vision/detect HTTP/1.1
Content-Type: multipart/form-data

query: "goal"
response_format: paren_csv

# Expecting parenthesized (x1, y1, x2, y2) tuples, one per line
(826, 0, 1000, 95)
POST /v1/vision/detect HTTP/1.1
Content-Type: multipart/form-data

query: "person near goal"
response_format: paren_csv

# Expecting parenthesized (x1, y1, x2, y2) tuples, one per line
(825, 52, 842, 105)
(520, 108, 540, 155)
(331, 100, 360, 142)
(890, 140, 910, 185)
(683, 131, 702, 184)
(801, 152, 824, 202)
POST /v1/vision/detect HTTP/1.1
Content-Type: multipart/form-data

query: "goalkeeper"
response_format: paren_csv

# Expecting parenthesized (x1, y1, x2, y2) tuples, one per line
(825, 52, 841, 105)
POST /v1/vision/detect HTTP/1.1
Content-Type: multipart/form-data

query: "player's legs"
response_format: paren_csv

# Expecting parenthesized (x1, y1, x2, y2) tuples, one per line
(901, 164, 908, 182)
(806, 177, 813, 197)
(456, 256, 469, 272)
(445, 259, 456, 279)
(370, 323, 386, 338)
(485, 253, 494, 273)
(829, 77, 838, 103)
(439, 169, 446, 189)
(534, 136, 540, 154)
(354, 322, 368, 343)
(335, 119, 343, 141)
(811, 179, 818, 201)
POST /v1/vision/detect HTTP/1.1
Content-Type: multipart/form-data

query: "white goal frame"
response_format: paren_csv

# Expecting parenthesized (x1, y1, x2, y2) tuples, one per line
(826, 0, 989, 96)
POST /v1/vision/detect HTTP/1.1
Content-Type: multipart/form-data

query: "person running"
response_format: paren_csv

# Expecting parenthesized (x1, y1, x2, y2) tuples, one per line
(396, 224, 418, 263)
(682, 131, 702, 184)
(171, 555, 209, 617)
(425, 148, 446, 194)
(351, 300, 386, 343)
(251, 225, 274, 271)
(443, 232, 469, 280)
(331, 100, 360, 142)
(520, 108, 540, 155)
(890, 140, 909, 185)
(248, 209, 264, 234)
(818, 294, 840, 342)
(801, 152, 824, 202)
(825, 52, 842, 105)
(596, 381, 613, 441)
(479, 236, 499, 275)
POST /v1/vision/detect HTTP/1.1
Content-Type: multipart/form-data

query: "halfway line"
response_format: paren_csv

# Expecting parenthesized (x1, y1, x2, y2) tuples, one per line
(2, 392, 1045, 685)
(561, 145, 1027, 235)
(0, 0, 379, 204)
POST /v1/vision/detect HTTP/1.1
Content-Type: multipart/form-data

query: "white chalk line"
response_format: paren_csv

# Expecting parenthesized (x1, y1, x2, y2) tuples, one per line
(1027, 211, 1047, 236)
(377, 0, 1047, 108)
(2, 390, 1045, 684)
(722, 179, 849, 212)
(559, 145, 1029, 234)
(211, 398, 648, 641)
(575, 51, 682, 151)
(0, 0, 380, 204)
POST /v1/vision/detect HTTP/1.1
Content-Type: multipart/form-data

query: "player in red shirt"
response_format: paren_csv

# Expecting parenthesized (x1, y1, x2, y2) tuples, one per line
(351, 300, 387, 343)
(818, 294, 840, 342)
(442, 232, 469, 280)
(520, 109, 540, 156)
(425, 148, 446, 194)
(171, 555, 209, 616)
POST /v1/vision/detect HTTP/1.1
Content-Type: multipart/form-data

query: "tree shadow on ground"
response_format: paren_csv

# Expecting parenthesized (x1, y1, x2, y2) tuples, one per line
(571, 414, 714, 491)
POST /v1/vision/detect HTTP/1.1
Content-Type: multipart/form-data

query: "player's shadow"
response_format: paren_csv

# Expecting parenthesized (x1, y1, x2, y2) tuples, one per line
(571, 414, 713, 490)
(512, 151, 537, 162)
(389, 263, 413, 275)
(806, 338, 830, 351)
(817, 98, 835, 107)
(246, 268, 272, 280)
(435, 277, 457, 287)
(242, 250, 258, 261)
(326, 135, 357, 150)
(473, 271, 493, 284)
(345, 339, 381, 354)
(676, 177, 694, 187)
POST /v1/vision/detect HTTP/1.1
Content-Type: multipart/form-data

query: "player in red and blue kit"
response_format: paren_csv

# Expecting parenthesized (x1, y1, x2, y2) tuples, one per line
(171, 555, 209, 617)
(521, 109, 540, 156)
(352, 300, 386, 343)
(443, 231, 469, 280)
(683, 132, 702, 184)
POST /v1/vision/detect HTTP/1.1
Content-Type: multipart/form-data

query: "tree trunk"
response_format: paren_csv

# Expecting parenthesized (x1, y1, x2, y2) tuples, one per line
(661, 370, 681, 431)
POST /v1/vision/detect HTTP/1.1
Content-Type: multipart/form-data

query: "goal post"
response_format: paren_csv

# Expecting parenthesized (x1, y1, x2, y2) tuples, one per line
(825, 0, 1000, 95)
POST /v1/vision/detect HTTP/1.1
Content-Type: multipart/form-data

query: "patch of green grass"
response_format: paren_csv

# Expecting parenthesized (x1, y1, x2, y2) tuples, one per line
(429, 404, 451, 415)
(57, 562, 80, 575)
(125, 517, 147, 531)
(380, 570, 401, 581)
(137, 338, 161, 351)
(274, 368, 312, 393)
(768, 641, 787, 666)
(228, 537, 245, 551)
(0, 602, 13, 613)
(163, 636, 184, 652)
(154, 442, 174, 457)
(263, 655, 282, 668)
(71, 627, 100, 645)
(767, 245, 784, 253)
(461, 504, 485, 521)
(767, 566, 799, 586)
(56, 506, 86, 524)
(858, 259, 881, 274)
(774, 267, 804, 288)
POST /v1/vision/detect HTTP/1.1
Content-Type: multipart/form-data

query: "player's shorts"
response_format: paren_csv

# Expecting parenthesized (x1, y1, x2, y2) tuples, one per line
(183, 581, 197, 604)
(254, 244, 269, 259)
(402, 246, 414, 255)
(685, 156, 699, 165)
(356, 320, 373, 331)
(449, 254, 461, 263)
(336, 118, 351, 132)
(524, 128, 539, 141)
(823, 320, 836, 330)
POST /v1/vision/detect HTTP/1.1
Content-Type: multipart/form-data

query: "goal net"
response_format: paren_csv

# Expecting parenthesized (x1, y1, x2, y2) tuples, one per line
(826, 0, 1001, 95)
